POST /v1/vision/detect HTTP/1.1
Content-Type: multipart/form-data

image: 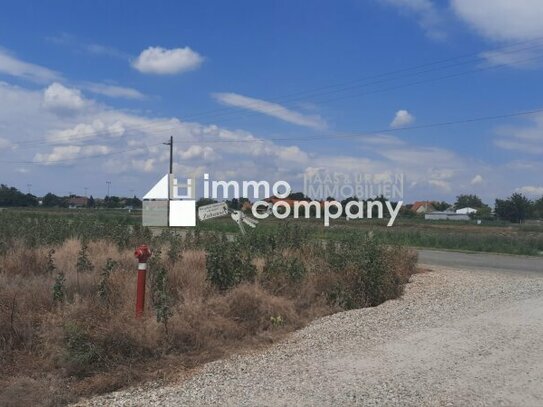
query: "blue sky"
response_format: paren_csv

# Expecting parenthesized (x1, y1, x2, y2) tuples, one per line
(0, 0, 543, 203)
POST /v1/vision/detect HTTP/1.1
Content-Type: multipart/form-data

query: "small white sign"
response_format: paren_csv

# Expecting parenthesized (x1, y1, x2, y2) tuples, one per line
(198, 202, 229, 221)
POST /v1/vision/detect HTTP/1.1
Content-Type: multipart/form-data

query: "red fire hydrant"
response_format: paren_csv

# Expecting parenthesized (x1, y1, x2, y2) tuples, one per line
(134, 244, 152, 318)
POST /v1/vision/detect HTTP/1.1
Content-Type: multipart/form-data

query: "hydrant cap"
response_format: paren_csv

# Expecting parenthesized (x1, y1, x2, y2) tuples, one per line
(135, 244, 152, 262)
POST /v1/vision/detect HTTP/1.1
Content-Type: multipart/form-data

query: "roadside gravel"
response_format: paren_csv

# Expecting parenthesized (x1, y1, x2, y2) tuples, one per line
(75, 266, 543, 406)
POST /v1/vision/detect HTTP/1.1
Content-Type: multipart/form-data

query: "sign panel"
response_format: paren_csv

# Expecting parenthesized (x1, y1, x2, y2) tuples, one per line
(198, 202, 229, 221)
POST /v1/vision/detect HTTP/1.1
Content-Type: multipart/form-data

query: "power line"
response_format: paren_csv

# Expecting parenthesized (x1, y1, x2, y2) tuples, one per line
(3, 107, 542, 165)
(28, 50, 543, 149)
(174, 37, 543, 122)
(6, 38, 543, 149)
(1, 142, 164, 165)
(187, 41, 543, 123)
(165, 106, 543, 144)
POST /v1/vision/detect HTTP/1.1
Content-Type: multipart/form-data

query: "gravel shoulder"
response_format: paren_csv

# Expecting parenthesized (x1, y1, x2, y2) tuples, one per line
(75, 266, 543, 406)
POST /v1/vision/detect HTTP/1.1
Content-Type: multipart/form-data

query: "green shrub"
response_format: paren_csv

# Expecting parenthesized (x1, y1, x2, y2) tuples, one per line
(63, 322, 102, 377)
(263, 255, 306, 282)
(206, 241, 256, 290)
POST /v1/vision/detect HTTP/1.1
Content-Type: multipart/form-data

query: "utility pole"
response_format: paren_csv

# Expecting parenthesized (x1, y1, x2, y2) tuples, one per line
(163, 135, 173, 174)
(163, 136, 173, 226)
(106, 181, 111, 197)
(84, 187, 88, 197)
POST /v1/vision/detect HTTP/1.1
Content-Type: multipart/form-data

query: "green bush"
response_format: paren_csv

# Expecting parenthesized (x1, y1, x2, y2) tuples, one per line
(206, 241, 256, 290)
(263, 255, 306, 282)
(63, 323, 102, 377)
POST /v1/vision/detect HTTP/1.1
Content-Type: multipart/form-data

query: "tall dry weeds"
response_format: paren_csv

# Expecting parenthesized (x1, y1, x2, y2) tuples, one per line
(0, 235, 417, 406)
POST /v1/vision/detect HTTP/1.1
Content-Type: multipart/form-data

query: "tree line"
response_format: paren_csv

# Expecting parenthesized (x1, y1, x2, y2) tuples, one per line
(0, 184, 142, 209)
(2, 184, 542, 222)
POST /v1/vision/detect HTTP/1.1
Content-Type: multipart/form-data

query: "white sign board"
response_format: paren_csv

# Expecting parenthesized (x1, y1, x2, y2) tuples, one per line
(198, 202, 229, 221)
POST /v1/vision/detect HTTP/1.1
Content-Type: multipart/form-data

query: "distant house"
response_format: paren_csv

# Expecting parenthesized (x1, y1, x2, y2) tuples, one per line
(411, 201, 436, 214)
(67, 196, 88, 208)
(425, 211, 470, 221)
(264, 196, 325, 208)
(456, 207, 477, 215)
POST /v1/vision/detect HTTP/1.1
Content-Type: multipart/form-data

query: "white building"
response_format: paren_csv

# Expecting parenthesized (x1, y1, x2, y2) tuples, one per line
(425, 211, 470, 221)
(456, 207, 477, 215)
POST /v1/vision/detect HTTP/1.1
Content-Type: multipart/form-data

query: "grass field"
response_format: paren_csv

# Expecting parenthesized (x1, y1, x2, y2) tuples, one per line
(1, 206, 541, 405)
(0, 208, 417, 406)
(3, 207, 543, 256)
(198, 215, 543, 256)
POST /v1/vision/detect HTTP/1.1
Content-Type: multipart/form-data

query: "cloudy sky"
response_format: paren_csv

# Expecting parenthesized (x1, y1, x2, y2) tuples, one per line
(1, 0, 543, 203)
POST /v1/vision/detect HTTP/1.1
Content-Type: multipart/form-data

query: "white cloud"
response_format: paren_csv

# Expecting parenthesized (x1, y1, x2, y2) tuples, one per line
(46, 120, 125, 145)
(129, 158, 156, 173)
(213, 92, 327, 130)
(515, 185, 543, 197)
(82, 82, 144, 100)
(85, 43, 128, 59)
(179, 145, 217, 161)
(494, 112, 543, 154)
(428, 179, 452, 192)
(361, 134, 405, 146)
(390, 110, 415, 128)
(132, 46, 204, 75)
(0, 137, 12, 149)
(34, 144, 111, 164)
(43, 82, 87, 112)
(479, 47, 543, 68)
(378, 0, 444, 40)
(0, 79, 539, 202)
(452, 0, 543, 42)
(0, 48, 60, 83)
(471, 174, 484, 185)
(379, 146, 457, 166)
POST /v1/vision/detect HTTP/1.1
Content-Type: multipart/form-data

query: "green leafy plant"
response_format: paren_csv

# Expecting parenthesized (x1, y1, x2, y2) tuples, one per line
(98, 258, 117, 303)
(76, 243, 94, 273)
(270, 315, 284, 328)
(52, 271, 66, 302)
(264, 255, 306, 282)
(63, 322, 102, 377)
(45, 249, 56, 274)
(149, 250, 173, 331)
(166, 233, 183, 265)
(206, 241, 256, 290)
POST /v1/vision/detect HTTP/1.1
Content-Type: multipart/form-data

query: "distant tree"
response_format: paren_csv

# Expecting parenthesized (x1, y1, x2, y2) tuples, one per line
(495, 193, 532, 223)
(0, 184, 38, 207)
(432, 201, 451, 211)
(533, 197, 543, 219)
(288, 192, 308, 201)
(104, 196, 121, 208)
(124, 195, 141, 208)
(87, 195, 96, 208)
(365, 195, 388, 218)
(227, 198, 239, 210)
(197, 197, 218, 208)
(42, 192, 63, 207)
(455, 194, 484, 209)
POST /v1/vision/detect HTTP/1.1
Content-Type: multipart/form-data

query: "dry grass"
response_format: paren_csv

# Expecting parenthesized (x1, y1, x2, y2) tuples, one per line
(0, 238, 417, 406)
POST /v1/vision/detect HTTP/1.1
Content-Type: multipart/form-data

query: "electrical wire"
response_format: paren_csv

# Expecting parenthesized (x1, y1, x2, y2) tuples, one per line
(7, 37, 543, 149)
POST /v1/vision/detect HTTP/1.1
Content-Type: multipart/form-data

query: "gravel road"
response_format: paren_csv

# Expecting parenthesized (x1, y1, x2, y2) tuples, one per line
(76, 265, 543, 406)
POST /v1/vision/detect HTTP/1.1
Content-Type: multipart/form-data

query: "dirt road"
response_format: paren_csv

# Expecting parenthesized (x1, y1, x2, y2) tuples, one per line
(78, 260, 543, 406)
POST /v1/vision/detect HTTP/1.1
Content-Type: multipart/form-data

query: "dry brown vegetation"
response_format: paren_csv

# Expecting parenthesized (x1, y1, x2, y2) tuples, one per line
(0, 228, 417, 406)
